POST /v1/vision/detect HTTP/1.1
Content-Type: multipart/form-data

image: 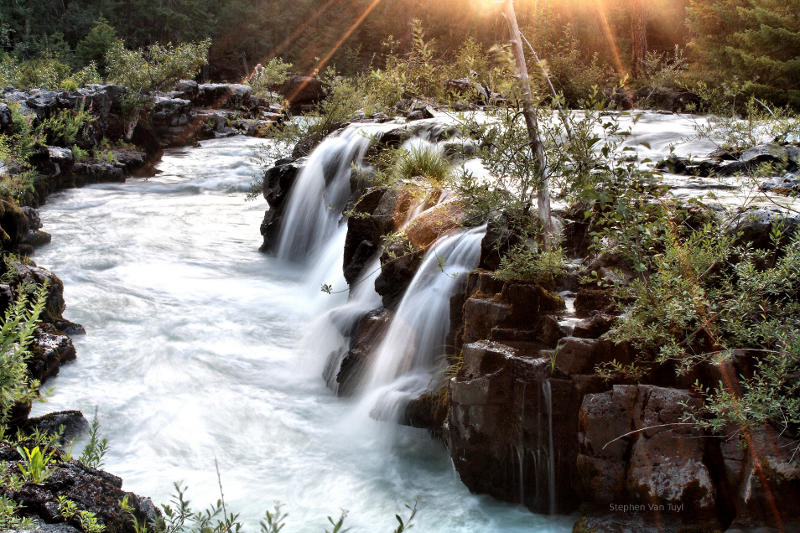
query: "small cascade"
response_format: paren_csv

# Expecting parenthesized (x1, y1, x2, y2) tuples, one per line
(356, 225, 486, 420)
(314, 256, 382, 390)
(275, 126, 372, 263)
(542, 380, 557, 515)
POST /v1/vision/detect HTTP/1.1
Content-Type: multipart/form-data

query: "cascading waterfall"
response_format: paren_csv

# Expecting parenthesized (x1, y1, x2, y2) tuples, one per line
(313, 256, 382, 390)
(355, 225, 486, 421)
(275, 125, 372, 264)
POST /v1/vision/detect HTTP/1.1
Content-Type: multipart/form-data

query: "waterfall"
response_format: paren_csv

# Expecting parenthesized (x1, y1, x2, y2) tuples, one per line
(311, 256, 383, 391)
(275, 125, 372, 263)
(356, 225, 486, 421)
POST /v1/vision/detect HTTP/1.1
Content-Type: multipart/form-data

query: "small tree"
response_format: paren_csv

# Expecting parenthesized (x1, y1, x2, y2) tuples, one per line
(75, 17, 118, 73)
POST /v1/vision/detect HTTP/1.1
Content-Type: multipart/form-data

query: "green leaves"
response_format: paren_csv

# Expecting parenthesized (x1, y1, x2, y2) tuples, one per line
(105, 39, 210, 94)
(16, 445, 56, 484)
(0, 281, 47, 429)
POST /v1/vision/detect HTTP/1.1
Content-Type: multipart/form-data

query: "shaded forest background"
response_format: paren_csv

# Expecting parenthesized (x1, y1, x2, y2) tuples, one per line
(1, 0, 798, 105)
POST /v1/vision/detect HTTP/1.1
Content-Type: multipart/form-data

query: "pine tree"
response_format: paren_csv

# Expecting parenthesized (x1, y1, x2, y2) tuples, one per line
(687, 0, 800, 106)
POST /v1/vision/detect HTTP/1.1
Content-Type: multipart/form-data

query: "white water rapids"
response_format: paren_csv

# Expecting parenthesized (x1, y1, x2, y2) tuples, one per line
(30, 136, 573, 532)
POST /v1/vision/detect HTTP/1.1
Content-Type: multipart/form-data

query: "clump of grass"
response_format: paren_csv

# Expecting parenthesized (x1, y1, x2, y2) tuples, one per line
(393, 145, 451, 186)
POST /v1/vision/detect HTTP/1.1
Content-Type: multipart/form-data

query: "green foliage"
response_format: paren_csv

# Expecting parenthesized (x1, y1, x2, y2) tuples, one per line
(393, 146, 451, 186)
(7, 52, 73, 89)
(452, 107, 549, 234)
(392, 502, 417, 533)
(534, 27, 611, 106)
(59, 496, 107, 533)
(38, 101, 93, 146)
(16, 445, 57, 484)
(0, 495, 34, 530)
(248, 58, 292, 101)
(695, 328, 800, 440)
(105, 39, 211, 94)
(638, 46, 689, 99)
(496, 243, 567, 289)
(693, 91, 800, 151)
(324, 512, 348, 533)
(79, 414, 108, 469)
(687, 0, 800, 107)
(76, 18, 119, 72)
(602, 210, 800, 442)
(259, 503, 287, 533)
(0, 283, 47, 428)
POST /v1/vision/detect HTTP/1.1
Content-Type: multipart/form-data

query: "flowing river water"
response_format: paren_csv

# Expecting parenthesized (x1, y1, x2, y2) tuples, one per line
(30, 136, 573, 532)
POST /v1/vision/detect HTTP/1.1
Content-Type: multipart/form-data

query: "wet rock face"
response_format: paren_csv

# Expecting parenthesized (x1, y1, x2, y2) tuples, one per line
(194, 83, 254, 109)
(335, 311, 390, 396)
(0, 443, 157, 533)
(258, 158, 303, 252)
(342, 187, 398, 285)
(374, 247, 425, 310)
(460, 276, 565, 349)
(657, 143, 799, 179)
(448, 340, 580, 513)
(21, 411, 89, 446)
(723, 425, 800, 530)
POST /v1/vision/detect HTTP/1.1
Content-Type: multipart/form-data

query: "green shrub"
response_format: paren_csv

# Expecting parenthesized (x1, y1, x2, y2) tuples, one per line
(38, 101, 92, 146)
(0, 496, 33, 530)
(0, 283, 47, 429)
(535, 27, 611, 106)
(105, 39, 210, 94)
(75, 18, 118, 73)
(248, 57, 292, 101)
(496, 243, 566, 289)
(693, 90, 800, 152)
(78, 414, 108, 469)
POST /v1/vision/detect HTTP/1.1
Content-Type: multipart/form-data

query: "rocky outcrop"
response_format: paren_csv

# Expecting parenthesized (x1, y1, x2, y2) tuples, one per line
(258, 158, 304, 252)
(449, 340, 580, 513)
(0, 443, 157, 533)
(2, 82, 280, 210)
(279, 76, 325, 110)
(342, 187, 398, 285)
(657, 143, 800, 181)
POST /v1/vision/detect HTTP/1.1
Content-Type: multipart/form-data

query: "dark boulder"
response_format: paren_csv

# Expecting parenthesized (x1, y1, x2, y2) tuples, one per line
(20, 411, 89, 446)
(343, 187, 398, 285)
(577, 385, 719, 528)
(335, 311, 390, 396)
(259, 158, 304, 253)
(729, 207, 800, 249)
(195, 83, 253, 109)
(0, 102, 12, 134)
(279, 76, 324, 109)
(374, 246, 425, 310)
(1, 443, 158, 533)
(173, 80, 199, 101)
(759, 172, 799, 195)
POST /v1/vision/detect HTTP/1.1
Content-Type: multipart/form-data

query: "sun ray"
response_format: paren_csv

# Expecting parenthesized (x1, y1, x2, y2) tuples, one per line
(283, 0, 385, 107)
(241, 0, 340, 83)
(594, 0, 633, 105)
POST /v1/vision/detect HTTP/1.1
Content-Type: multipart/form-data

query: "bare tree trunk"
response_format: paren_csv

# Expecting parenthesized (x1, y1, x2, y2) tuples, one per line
(502, 0, 553, 242)
(630, 0, 647, 79)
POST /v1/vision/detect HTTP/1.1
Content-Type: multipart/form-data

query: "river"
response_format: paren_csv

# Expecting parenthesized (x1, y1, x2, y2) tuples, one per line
(30, 136, 572, 532)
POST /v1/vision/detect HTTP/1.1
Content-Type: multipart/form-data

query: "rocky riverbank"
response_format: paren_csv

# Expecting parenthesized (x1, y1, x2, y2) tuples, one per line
(259, 112, 800, 532)
(0, 78, 312, 532)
